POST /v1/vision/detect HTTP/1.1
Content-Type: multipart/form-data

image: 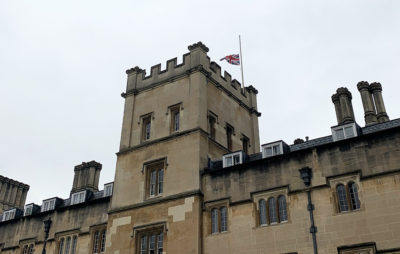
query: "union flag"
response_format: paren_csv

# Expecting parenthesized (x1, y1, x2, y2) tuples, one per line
(220, 54, 240, 65)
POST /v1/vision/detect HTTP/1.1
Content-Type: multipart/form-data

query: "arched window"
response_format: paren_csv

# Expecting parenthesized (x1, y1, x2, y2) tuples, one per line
(336, 184, 349, 212)
(28, 244, 34, 254)
(93, 231, 100, 253)
(278, 195, 288, 222)
(100, 230, 106, 253)
(23, 245, 28, 254)
(211, 208, 219, 234)
(220, 207, 227, 232)
(59, 238, 65, 254)
(259, 199, 267, 225)
(71, 236, 77, 254)
(65, 236, 71, 254)
(268, 197, 278, 224)
(348, 182, 360, 210)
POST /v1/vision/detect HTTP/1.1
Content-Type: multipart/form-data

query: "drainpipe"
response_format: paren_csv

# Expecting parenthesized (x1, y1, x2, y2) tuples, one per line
(299, 167, 318, 254)
(42, 218, 52, 254)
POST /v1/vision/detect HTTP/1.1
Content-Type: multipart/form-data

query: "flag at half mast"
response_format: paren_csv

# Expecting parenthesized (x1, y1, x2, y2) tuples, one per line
(220, 54, 240, 65)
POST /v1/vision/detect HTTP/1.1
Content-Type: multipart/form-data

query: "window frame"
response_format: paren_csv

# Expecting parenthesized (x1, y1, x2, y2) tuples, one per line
(331, 122, 358, 141)
(169, 104, 181, 133)
(89, 225, 107, 254)
(222, 151, 243, 168)
(144, 159, 166, 199)
(41, 198, 57, 212)
(329, 174, 362, 214)
(254, 188, 289, 227)
(133, 223, 166, 254)
(241, 135, 249, 154)
(208, 111, 218, 140)
(141, 114, 152, 142)
(261, 141, 284, 158)
(55, 230, 79, 254)
(70, 190, 87, 205)
(24, 204, 34, 216)
(103, 183, 114, 197)
(2, 209, 16, 221)
(205, 200, 229, 235)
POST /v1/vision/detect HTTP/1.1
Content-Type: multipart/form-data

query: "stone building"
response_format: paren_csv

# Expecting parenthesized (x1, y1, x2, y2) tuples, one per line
(0, 42, 399, 254)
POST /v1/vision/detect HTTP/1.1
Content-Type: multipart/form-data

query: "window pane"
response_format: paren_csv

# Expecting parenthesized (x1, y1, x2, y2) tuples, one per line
(348, 182, 360, 210)
(140, 236, 147, 254)
(233, 155, 240, 165)
(265, 147, 272, 156)
(278, 195, 288, 222)
(259, 199, 267, 225)
(59, 238, 64, 254)
(174, 111, 180, 131)
(211, 208, 219, 233)
(273, 145, 281, 155)
(268, 198, 278, 224)
(93, 231, 100, 253)
(344, 126, 354, 138)
(225, 156, 233, 167)
(65, 236, 71, 254)
(100, 230, 106, 252)
(71, 236, 77, 254)
(158, 169, 164, 195)
(220, 207, 227, 232)
(150, 171, 157, 196)
(28, 244, 34, 254)
(157, 233, 163, 254)
(149, 235, 155, 254)
(335, 129, 345, 140)
(337, 184, 349, 212)
(23, 245, 28, 254)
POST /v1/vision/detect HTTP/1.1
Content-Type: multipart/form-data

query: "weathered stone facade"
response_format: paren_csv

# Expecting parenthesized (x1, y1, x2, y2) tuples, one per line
(1, 42, 399, 254)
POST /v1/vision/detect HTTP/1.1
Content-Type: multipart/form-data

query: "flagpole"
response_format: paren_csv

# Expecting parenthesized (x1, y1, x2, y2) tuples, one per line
(239, 35, 245, 90)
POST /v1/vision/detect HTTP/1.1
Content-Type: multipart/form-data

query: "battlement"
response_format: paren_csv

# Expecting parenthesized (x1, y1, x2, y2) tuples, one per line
(124, 42, 258, 110)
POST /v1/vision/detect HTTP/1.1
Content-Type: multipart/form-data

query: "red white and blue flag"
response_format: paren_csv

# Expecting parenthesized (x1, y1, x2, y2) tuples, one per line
(220, 54, 240, 65)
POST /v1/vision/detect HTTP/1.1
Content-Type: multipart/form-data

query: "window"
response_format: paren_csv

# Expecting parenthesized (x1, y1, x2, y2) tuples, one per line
(92, 230, 106, 254)
(170, 105, 180, 133)
(58, 235, 78, 254)
(142, 115, 152, 142)
(336, 182, 360, 213)
(258, 195, 288, 226)
(104, 183, 114, 197)
(71, 191, 86, 205)
(24, 205, 33, 216)
(22, 244, 34, 254)
(208, 113, 217, 140)
(268, 197, 278, 224)
(41, 198, 56, 212)
(331, 122, 358, 141)
(138, 231, 163, 254)
(242, 135, 249, 154)
(210, 206, 228, 234)
(226, 124, 233, 151)
(2, 209, 16, 221)
(262, 141, 284, 158)
(146, 162, 164, 198)
(222, 151, 243, 168)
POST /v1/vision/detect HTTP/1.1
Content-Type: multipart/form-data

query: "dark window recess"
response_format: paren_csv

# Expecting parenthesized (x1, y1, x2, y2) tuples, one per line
(242, 136, 249, 154)
(142, 116, 151, 141)
(226, 125, 233, 151)
(209, 115, 216, 139)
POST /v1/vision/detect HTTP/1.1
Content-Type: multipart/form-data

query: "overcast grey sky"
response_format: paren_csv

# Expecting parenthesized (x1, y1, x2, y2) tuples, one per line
(1, 0, 399, 205)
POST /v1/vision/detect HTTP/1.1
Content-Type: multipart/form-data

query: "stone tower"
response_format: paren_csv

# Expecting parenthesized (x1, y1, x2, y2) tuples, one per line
(106, 42, 260, 253)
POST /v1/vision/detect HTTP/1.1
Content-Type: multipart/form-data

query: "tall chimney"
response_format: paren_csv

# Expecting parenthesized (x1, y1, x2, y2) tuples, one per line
(0, 175, 29, 213)
(370, 82, 389, 123)
(71, 161, 102, 194)
(332, 87, 355, 125)
(357, 81, 378, 125)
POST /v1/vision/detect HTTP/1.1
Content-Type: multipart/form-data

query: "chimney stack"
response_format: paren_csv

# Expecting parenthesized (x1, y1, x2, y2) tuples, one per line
(369, 82, 389, 123)
(71, 161, 102, 194)
(357, 81, 378, 125)
(332, 87, 355, 125)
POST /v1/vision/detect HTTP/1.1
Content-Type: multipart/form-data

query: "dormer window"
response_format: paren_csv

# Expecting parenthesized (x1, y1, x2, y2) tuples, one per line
(332, 122, 359, 141)
(262, 141, 288, 158)
(2, 209, 16, 221)
(104, 183, 114, 197)
(41, 198, 56, 212)
(24, 204, 33, 216)
(222, 151, 244, 168)
(71, 191, 87, 205)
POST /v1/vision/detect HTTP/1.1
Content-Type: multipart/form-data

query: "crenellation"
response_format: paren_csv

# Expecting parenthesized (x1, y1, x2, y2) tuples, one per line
(123, 42, 257, 110)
